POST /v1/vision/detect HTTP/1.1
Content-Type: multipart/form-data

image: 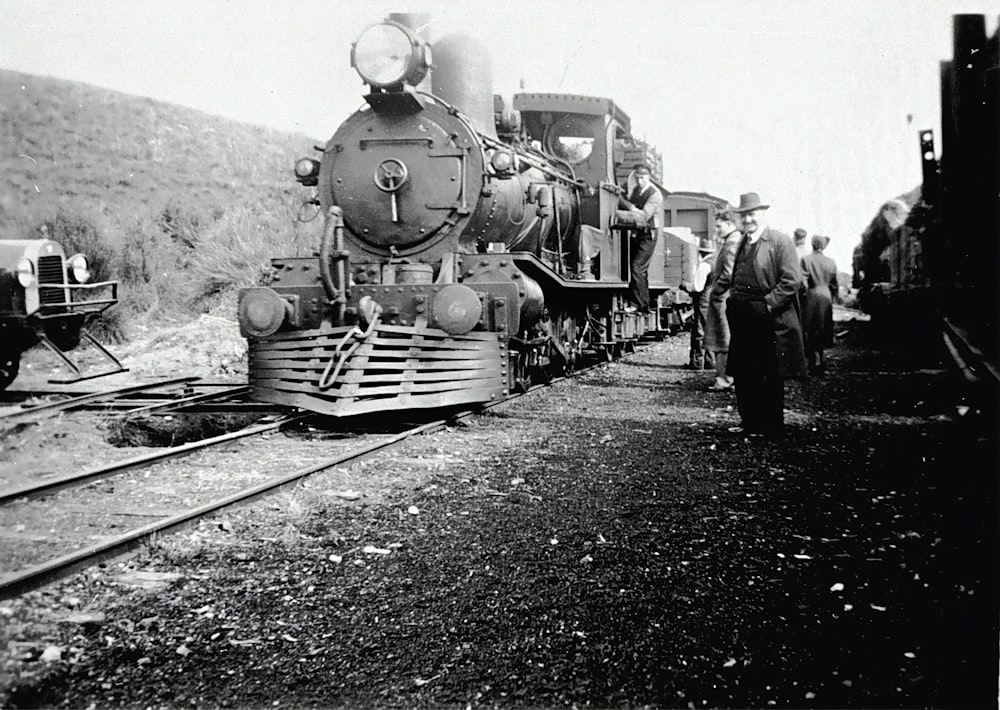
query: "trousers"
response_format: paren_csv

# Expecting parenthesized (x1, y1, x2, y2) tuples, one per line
(629, 232, 656, 310)
(727, 298, 785, 434)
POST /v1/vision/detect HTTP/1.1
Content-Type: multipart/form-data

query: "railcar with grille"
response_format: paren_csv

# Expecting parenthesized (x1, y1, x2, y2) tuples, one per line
(0, 239, 124, 389)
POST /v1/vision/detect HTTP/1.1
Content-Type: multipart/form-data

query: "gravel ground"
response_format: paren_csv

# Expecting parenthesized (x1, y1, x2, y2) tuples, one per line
(1, 321, 997, 709)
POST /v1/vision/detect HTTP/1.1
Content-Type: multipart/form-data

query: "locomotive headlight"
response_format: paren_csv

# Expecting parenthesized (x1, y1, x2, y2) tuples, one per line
(490, 150, 515, 175)
(294, 157, 321, 187)
(15, 258, 35, 288)
(352, 22, 429, 89)
(68, 254, 91, 284)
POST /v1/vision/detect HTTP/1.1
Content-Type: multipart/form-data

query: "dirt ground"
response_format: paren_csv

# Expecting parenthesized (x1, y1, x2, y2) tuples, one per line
(1, 316, 998, 709)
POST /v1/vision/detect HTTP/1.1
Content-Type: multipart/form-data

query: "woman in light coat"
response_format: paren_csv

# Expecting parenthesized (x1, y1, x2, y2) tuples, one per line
(800, 235, 839, 373)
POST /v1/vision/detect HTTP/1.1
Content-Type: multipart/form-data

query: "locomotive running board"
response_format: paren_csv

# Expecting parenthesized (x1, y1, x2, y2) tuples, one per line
(41, 329, 129, 384)
(248, 323, 507, 417)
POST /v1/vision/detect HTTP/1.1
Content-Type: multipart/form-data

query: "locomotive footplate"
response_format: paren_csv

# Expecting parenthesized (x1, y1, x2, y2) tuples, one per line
(248, 323, 508, 417)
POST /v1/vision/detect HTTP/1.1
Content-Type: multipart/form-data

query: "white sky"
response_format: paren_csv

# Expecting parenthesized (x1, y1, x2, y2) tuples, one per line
(2, 0, 996, 270)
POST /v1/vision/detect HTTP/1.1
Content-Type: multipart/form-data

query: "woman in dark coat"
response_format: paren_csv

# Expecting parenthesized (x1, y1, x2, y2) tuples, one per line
(800, 235, 839, 373)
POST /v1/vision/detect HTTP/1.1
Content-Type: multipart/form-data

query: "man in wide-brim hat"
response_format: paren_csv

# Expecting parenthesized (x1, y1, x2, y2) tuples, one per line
(710, 192, 806, 438)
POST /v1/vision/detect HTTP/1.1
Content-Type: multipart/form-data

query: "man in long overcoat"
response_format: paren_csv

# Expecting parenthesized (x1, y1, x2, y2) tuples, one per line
(710, 192, 807, 437)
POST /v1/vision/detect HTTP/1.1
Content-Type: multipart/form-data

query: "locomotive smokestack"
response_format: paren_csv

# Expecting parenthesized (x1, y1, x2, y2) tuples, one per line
(431, 33, 497, 138)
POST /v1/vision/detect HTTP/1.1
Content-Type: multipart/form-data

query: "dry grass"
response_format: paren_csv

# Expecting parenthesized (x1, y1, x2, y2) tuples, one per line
(0, 69, 325, 336)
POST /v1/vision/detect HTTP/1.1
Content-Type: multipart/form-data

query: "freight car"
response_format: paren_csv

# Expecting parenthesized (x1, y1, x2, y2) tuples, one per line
(855, 13, 998, 374)
(658, 191, 732, 331)
(237, 13, 681, 417)
(0, 238, 124, 390)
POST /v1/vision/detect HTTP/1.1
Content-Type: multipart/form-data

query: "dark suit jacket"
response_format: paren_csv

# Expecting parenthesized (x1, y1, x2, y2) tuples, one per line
(712, 226, 807, 378)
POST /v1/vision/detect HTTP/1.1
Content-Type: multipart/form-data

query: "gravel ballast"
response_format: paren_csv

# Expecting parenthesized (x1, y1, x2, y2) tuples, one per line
(1, 321, 997, 709)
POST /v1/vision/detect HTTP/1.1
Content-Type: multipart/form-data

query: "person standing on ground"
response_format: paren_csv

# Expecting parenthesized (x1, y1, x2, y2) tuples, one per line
(705, 209, 742, 390)
(711, 192, 807, 438)
(683, 237, 716, 369)
(800, 234, 839, 374)
(793, 228, 811, 263)
(619, 164, 663, 313)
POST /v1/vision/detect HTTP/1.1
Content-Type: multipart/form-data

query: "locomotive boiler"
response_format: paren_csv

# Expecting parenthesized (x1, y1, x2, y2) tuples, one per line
(238, 14, 668, 416)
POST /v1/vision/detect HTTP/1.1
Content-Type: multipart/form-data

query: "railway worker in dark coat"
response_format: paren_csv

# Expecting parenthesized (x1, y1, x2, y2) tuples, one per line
(800, 234, 839, 374)
(620, 163, 663, 313)
(705, 209, 742, 390)
(711, 192, 807, 438)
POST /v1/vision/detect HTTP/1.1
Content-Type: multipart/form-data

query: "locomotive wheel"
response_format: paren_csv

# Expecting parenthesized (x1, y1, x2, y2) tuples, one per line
(0, 351, 20, 391)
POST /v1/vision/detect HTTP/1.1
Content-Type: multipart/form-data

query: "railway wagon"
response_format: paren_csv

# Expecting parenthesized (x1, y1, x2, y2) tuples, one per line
(236, 13, 673, 417)
(658, 191, 731, 330)
(0, 238, 124, 390)
(856, 13, 998, 373)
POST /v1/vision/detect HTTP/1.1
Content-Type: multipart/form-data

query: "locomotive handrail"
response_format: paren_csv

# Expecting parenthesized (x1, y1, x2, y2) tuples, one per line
(320, 206, 349, 323)
(414, 90, 585, 190)
(480, 133, 586, 189)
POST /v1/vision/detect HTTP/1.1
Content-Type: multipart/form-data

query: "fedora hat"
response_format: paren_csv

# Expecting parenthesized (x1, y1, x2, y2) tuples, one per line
(698, 236, 714, 253)
(734, 192, 769, 213)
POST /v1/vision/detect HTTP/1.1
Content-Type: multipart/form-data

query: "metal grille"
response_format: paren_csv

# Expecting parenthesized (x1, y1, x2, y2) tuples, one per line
(37, 255, 66, 306)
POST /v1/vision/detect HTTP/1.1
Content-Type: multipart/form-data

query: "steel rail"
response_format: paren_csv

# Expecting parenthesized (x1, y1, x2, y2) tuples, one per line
(941, 317, 1000, 389)
(109, 385, 251, 417)
(0, 414, 306, 504)
(0, 377, 199, 423)
(0, 416, 451, 599)
(0, 339, 656, 598)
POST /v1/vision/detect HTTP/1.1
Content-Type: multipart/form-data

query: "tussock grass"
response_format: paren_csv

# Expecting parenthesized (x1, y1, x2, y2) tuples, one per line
(1, 69, 326, 340)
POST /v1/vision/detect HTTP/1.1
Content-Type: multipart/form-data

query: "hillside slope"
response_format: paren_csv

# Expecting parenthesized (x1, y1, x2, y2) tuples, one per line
(1, 69, 320, 234)
(0, 69, 326, 327)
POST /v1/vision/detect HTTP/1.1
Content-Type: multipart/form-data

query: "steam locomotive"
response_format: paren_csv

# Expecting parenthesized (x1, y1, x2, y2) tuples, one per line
(237, 13, 679, 417)
(0, 238, 124, 390)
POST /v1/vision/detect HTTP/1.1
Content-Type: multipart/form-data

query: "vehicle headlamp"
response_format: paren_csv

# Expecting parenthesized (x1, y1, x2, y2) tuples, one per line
(352, 22, 429, 89)
(15, 258, 35, 288)
(294, 157, 321, 187)
(490, 150, 515, 175)
(68, 253, 91, 284)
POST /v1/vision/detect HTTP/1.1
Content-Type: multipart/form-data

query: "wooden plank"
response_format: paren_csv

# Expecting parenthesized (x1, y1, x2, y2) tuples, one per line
(257, 385, 503, 416)
(249, 362, 498, 380)
(252, 374, 502, 398)
(251, 344, 500, 362)
(249, 359, 499, 375)
(257, 324, 499, 345)
(252, 334, 493, 353)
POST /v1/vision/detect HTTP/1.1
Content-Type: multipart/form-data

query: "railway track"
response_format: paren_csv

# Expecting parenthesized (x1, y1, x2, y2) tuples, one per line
(941, 317, 1000, 391)
(0, 340, 662, 599)
(0, 378, 273, 425)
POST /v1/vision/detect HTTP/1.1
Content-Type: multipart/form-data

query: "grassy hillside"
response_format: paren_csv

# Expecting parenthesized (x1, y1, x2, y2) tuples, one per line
(0, 69, 326, 335)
